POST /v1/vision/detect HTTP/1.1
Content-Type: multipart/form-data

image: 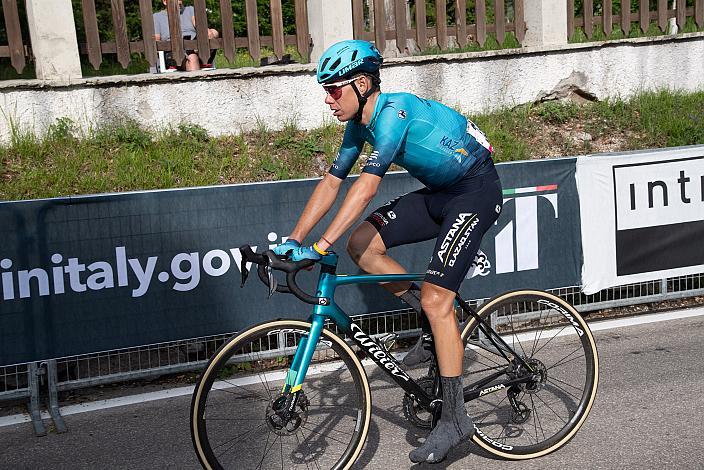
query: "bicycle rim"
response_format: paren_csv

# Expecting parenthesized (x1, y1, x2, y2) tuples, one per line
(461, 290, 599, 459)
(190, 320, 372, 470)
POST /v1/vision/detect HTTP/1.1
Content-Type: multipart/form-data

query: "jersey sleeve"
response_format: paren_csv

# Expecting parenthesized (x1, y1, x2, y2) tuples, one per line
(362, 105, 410, 178)
(329, 122, 364, 180)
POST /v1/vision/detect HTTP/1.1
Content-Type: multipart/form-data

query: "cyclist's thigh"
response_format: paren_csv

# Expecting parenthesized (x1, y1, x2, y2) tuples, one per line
(364, 190, 440, 248)
(425, 178, 502, 291)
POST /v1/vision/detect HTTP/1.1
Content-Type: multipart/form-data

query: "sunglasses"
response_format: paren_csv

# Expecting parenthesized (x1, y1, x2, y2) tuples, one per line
(323, 77, 358, 100)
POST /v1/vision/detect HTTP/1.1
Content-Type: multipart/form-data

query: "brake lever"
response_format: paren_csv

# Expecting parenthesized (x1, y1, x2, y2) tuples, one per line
(265, 264, 278, 298)
(240, 257, 249, 288)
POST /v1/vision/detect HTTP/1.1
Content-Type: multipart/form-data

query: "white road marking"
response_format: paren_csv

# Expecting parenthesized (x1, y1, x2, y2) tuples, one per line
(1, 306, 702, 428)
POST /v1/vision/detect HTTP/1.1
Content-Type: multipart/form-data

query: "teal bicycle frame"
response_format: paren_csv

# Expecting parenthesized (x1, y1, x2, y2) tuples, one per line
(278, 251, 439, 408)
(241, 245, 538, 411)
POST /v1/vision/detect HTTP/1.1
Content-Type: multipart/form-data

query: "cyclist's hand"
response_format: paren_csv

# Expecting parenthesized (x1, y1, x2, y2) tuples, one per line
(272, 239, 300, 257)
(290, 246, 323, 262)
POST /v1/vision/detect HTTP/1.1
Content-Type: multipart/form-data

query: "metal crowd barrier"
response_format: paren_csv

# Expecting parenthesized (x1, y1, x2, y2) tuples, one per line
(1, 272, 702, 435)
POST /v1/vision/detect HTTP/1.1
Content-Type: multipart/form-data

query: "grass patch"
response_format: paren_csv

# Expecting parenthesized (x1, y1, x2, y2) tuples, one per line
(1, 88, 703, 201)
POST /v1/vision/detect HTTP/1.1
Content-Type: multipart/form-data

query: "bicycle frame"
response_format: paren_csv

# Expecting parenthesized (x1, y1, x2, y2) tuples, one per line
(279, 251, 537, 411)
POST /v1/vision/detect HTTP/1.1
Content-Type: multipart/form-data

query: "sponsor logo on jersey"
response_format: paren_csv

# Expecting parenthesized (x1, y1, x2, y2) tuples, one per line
(455, 148, 469, 156)
(397, 109, 407, 119)
(440, 135, 461, 152)
(364, 150, 381, 168)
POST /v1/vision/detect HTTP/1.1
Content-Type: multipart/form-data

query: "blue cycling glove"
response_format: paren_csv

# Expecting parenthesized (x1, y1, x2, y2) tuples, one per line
(272, 239, 300, 256)
(290, 246, 324, 262)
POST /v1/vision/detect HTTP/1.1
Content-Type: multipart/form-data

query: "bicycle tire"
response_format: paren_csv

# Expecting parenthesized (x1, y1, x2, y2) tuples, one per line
(461, 290, 599, 459)
(190, 319, 372, 470)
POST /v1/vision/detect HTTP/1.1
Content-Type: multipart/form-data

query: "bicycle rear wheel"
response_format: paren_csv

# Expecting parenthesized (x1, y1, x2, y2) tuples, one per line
(461, 290, 598, 459)
(190, 319, 372, 470)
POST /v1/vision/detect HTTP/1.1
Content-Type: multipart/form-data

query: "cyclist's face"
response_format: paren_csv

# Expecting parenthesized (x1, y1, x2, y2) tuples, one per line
(323, 77, 361, 122)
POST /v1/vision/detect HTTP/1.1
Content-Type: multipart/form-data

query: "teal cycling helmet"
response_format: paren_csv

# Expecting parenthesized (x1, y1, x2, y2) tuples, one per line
(317, 40, 383, 122)
(317, 40, 383, 84)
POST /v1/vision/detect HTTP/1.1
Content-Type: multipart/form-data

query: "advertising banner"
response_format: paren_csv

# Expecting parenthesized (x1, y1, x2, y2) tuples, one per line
(1, 158, 580, 365)
(577, 146, 704, 294)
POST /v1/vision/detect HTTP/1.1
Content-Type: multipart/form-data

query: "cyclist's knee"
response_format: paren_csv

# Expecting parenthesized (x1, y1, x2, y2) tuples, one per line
(421, 283, 455, 322)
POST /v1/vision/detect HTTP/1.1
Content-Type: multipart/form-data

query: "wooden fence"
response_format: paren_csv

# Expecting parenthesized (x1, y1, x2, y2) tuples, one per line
(352, 0, 526, 52)
(0, 0, 27, 74)
(569, 0, 704, 39)
(77, 0, 311, 71)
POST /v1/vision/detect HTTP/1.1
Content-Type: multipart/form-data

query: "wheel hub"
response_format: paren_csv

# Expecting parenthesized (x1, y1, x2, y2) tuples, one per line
(266, 393, 309, 436)
(519, 358, 548, 394)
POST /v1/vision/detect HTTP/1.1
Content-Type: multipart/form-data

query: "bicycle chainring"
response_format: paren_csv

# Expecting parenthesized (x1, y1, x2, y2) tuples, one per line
(402, 376, 435, 429)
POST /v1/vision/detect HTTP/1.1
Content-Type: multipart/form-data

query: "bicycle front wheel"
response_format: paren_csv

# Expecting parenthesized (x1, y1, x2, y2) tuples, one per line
(461, 290, 599, 459)
(190, 319, 372, 470)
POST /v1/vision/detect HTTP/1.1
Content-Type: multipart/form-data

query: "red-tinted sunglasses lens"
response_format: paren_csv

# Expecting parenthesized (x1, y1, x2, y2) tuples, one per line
(324, 85, 343, 100)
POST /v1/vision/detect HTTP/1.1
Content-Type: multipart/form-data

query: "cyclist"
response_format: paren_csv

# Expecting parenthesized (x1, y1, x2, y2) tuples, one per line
(273, 39, 502, 464)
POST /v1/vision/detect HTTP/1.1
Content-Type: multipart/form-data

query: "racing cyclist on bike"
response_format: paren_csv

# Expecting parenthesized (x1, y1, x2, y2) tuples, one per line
(273, 40, 503, 464)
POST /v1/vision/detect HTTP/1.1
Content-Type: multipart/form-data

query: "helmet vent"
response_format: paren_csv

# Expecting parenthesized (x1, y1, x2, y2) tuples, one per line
(320, 57, 330, 70)
(330, 58, 342, 71)
(351, 50, 358, 61)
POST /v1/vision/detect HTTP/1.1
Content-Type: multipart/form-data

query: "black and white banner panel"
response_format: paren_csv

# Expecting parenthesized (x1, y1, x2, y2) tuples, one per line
(577, 145, 704, 295)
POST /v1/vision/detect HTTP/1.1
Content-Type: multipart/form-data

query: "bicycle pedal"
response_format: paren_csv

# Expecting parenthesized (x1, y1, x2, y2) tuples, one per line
(379, 333, 398, 352)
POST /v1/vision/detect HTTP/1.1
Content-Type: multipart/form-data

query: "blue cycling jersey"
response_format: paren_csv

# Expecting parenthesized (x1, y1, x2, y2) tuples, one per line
(329, 92, 493, 191)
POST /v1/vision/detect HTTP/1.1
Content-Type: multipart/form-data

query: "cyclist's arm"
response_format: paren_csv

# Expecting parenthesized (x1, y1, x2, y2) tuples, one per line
(317, 173, 382, 250)
(288, 173, 343, 243)
(288, 123, 363, 243)
(317, 110, 408, 250)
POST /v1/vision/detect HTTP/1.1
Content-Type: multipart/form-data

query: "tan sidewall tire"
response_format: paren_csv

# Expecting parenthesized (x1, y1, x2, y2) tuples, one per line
(462, 290, 599, 460)
(191, 320, 372, 470)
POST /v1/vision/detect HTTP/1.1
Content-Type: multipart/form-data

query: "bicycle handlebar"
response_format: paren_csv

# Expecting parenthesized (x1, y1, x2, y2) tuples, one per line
(238, 245, 330, 306)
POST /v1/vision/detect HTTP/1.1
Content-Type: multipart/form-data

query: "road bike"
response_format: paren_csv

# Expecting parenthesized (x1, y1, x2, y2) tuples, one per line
(190, 246, 599, 469)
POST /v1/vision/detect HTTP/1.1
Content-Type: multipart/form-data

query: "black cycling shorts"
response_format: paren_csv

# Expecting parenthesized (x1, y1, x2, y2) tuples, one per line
(365, 160, 503, 292)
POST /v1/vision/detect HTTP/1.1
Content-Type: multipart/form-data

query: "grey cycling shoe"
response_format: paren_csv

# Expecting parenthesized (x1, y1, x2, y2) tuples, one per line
(409, 376, 475, 464)
(402, 333, 434, 366)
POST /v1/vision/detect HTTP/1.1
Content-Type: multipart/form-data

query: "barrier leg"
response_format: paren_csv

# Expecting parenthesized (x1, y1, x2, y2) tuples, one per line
(28, 362, 46, 437)
(47, 360, 67, 433)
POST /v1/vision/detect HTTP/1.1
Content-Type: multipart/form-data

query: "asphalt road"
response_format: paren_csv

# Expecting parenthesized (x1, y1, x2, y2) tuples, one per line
(2, 312, 704, 469)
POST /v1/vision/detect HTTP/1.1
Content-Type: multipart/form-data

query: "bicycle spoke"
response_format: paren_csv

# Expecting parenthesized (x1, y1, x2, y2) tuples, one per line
(255, 432, 278, 470)
(534, 392, 570, 425)
(527, 395, 538, 444)
(545, 377, 583, 402)
(214, 422, 267, 454)
(548, 348, 586, 371)
(299, 427, 322, 470)
(476, 392, 509, 425)
(303, 418, 356, 437)
(300, 424, 352, 446)
(531, 324, 571, 357)
(210, 380, 271, 403)
(280, 434, 284, 470)
(507, 311, 529, 360)
(530, 307, 547, 358)
(258, 371, 274, 401)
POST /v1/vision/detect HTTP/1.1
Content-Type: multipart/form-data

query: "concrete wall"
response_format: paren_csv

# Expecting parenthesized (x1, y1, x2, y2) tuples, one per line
(0, 33, 702, 143)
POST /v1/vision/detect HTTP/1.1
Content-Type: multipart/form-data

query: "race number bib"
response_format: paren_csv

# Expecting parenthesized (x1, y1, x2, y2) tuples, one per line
(467, 120, 492, 152)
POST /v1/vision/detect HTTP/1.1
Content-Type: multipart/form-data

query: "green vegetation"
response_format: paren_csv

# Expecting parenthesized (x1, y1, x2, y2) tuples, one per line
(1, 88, 702, 201)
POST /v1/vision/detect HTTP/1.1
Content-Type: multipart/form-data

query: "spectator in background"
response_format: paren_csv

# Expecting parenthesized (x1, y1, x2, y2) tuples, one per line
(153, 0, 219, 71)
